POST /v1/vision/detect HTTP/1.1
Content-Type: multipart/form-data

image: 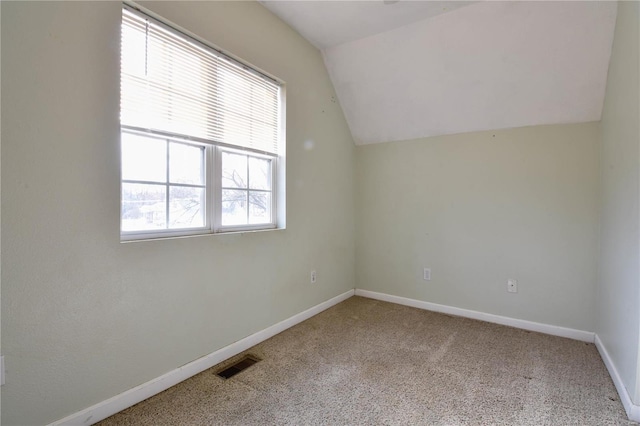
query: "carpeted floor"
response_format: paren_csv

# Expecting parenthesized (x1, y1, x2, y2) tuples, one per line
(98, 296, 635, 425)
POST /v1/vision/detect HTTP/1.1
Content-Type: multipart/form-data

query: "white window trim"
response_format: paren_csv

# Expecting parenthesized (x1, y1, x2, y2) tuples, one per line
(120, 2, 285, 241)
(120, 130, 279, 241)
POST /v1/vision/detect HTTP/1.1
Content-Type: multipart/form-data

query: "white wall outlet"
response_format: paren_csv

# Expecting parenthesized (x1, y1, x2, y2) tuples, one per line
(311, 270, 317, 284)
(507, 279, 518, 293)
(423, 268, 431, 281)
(1, 355, 5, 386)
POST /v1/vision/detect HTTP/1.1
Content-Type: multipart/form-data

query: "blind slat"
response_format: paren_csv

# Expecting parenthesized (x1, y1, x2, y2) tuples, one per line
(121, 8, 281, 154)
(122, 74, 279, 121)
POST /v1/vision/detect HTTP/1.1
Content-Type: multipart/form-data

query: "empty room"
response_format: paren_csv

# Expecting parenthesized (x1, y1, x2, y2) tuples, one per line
(1, 0, 639, 425)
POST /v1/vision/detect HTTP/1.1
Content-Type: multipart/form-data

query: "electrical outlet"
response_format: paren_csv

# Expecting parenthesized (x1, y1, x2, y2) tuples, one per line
(311, 270, 317, 284)
(423, 268, 431, 281)
(507, 279, 518, 293)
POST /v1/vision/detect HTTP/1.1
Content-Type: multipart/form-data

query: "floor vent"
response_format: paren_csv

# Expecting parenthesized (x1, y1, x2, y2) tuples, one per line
(216, 355, 261, 379)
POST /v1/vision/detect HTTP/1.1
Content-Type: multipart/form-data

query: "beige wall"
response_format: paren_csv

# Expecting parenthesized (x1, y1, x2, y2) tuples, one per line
(1, 1, 637, 425)
(596, 0, 640, 405)
(0, 2, 3, 420)
(356, 123, 601, 331)
(0, 2, 355, 424)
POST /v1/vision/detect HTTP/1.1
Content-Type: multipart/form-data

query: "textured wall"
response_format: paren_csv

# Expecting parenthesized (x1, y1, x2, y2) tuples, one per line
(596, 0, 640, 405)
(356, 123, 601, 331)
(0, 2, 355, 424)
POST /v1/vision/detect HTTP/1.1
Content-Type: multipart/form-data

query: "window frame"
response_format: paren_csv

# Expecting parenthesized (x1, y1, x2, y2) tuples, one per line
(120, 129, 279, 241)
(119, 2, 284, 241)
(120, 129, 211, 240)
(214, 146, 278, 233)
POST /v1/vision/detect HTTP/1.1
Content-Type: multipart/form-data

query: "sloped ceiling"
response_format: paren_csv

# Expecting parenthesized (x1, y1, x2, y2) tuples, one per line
(262, 1, 617, 145)
(258, 1, 476, 49)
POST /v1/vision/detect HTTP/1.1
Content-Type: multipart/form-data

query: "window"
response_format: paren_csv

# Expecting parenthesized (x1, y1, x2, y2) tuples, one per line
(120, 4, 283, 240)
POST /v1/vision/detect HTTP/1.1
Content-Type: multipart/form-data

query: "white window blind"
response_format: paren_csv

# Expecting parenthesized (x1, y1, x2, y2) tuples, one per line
(121, 6, 281, 155)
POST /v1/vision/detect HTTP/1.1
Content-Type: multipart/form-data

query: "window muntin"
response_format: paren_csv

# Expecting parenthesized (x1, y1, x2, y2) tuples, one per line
(120, 5, 282, 240)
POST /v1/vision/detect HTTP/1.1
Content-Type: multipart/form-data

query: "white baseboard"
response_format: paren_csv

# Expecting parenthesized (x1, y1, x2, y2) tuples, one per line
(595, 334, 640, 422)
(354, 289, 595, 343)
(50, 289, 355, 426)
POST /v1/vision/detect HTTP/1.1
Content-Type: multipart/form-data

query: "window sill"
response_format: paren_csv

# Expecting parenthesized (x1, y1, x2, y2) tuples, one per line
(120, 226, 285, 243)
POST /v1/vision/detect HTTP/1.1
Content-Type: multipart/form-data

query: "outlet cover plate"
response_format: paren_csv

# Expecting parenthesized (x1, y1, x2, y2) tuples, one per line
(423, 268, 431, 281)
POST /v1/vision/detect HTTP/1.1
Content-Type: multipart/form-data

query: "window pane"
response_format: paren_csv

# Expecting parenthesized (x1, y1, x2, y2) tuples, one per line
(169, 186, 205, 229)
(248, 157, 271, 190)
(122, 132, 167, 182)
(169, 143, 204, 185)
(221, 189, 247, 226)
(121, 183, 166, 231)
(249, 192, 271, 224)
(221, 152, 247, 189)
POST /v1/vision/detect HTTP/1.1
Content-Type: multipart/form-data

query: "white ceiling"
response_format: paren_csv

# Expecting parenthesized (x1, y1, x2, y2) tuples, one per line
(263, 1, 618, 145)
(259, 1, 475, 50)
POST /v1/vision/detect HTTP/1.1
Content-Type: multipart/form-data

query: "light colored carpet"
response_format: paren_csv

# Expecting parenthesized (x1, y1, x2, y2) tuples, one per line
(98, 296, 635, 425)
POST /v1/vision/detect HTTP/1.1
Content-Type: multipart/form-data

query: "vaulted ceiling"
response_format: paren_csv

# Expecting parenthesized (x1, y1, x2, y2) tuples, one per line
(261, 1, 618, 145)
